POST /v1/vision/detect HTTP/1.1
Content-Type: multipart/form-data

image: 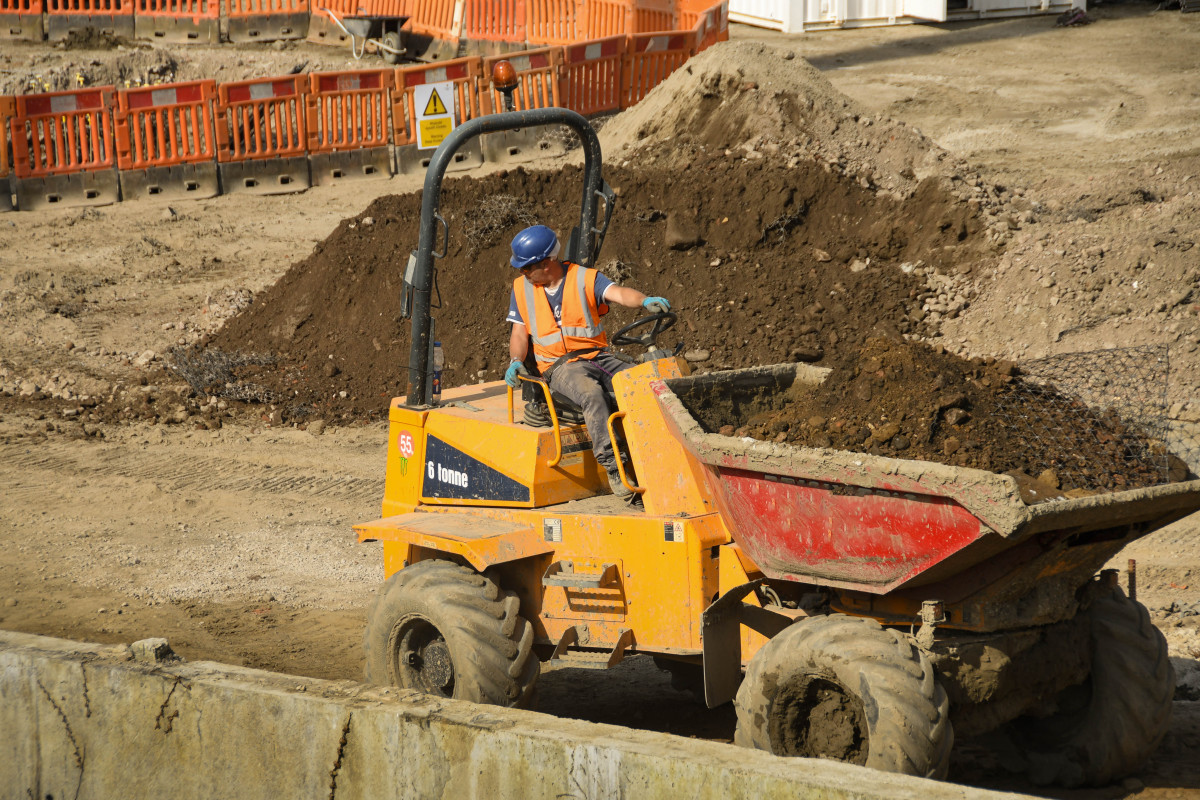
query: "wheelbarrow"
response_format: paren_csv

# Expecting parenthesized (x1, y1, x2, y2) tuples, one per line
(317, 6, 409, 64)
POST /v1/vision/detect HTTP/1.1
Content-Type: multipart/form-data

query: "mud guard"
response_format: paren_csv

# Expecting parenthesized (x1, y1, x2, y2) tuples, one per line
(355, 511, 553, 572)
(701, 580, 797, 708)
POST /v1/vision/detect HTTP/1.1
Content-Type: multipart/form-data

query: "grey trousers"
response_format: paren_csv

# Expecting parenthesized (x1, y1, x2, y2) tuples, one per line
(547, 352, 634, 472)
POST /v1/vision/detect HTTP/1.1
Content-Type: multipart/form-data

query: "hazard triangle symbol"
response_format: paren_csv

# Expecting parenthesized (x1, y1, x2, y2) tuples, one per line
(423, 89, 448, 116)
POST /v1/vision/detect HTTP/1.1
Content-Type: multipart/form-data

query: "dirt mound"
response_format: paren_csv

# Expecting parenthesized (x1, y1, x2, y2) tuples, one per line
(59, 28, 132, 51)
(685, 336, 1186, 499)
(601, 41, 953, 201)
(5, 45, 179, 94)
(202, 145, 986, 422)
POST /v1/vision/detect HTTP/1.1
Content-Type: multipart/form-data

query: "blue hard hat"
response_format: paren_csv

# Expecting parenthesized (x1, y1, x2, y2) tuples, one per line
(510, 225, 560, 269)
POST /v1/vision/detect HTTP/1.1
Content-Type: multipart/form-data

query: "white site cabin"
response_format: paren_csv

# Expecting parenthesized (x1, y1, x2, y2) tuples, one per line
(730, 0, 1083, 32)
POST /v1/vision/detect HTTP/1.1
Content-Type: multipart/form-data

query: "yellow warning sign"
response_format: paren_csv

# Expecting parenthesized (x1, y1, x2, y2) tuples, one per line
(414, 81, 456, 150)
(419, 116, 454, 148)
(423, 89, 447, 116)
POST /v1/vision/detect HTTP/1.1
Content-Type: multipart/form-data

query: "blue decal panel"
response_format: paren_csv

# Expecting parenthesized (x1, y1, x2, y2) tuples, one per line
(423, 435, 531, 503)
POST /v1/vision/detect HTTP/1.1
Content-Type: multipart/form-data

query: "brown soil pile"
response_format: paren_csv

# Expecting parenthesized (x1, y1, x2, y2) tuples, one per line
(686, 336, 1184, 499)
(602, 41, 961, 203)
(203, 146, 984, 422)
(7, 45, 180, 94)
(59, 28, 132, 51)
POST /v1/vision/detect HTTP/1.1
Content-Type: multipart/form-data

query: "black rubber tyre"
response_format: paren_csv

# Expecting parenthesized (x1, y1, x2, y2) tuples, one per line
(381, 31, 402, 64)
(363, 560, 539, 708)
(1001, 588, 1174, 787)
(734, 613, 953, 779)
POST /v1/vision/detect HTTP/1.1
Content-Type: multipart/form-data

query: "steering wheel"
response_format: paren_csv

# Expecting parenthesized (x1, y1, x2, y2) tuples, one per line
(610, 310, 677, 349)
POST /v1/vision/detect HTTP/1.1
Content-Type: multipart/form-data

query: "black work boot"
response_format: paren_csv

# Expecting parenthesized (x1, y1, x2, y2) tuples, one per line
(607, 468, 634, 498)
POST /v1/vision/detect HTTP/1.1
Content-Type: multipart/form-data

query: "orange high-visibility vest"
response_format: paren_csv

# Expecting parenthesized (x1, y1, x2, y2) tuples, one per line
(513, 262, 610, 368)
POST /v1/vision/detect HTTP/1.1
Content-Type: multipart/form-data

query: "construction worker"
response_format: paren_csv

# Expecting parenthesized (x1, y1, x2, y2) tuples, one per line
(505, 224, 670, 497)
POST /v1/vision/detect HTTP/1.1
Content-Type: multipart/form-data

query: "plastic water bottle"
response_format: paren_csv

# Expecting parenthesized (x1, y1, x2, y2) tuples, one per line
(432, 341, 444, 404)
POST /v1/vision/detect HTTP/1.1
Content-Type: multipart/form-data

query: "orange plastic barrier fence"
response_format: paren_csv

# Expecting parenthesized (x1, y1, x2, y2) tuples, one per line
(134, 0, 216, 21)
(680, 0, 722, 49)
(680, 0, 728, 37)
(707, 0, 728, 45)
(115, 80, 217, 171)
(483, 48, 560, 112)
(525, 0, 577, 45)
(134, 0, 218, 41)
(0, 0, 43, 40)
(45, 0, 132, 17)
(230, 0, 309, 20)
(580, 0, 626, 38)
(406, 0, 457, 39)
(11, 88, 117, 178)
(461, 0, 524, 42)
(306, 69, 393, 153)
(623, 30, 692, 108)
(632, 0, 674, 32)
(0, 0, 43, 29)
(0, 96, 14, 180)
(229, 0, 309, 42)
(307, 0, 403, 27)
(311, 0, 352, 13)
(392, 57, 489, 146)
(321, 0, 406, 17)
(306, 0, 351, 44)
(215, 76, 308, 162)
(559, 35, 625, 117)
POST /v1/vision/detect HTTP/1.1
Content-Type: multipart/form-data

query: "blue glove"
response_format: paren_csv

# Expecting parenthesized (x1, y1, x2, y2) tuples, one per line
(504, 359, 529, 388)
(642, 296, 671, 313)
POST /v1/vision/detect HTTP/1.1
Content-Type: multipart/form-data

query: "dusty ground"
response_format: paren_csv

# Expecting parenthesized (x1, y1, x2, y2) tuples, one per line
(2, 2, 1200, 795)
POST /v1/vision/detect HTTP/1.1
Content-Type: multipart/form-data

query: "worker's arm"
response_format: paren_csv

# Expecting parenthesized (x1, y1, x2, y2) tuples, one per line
(606, 285, 670, 313)
(604, 286, 649, 308)
(509, 322, 529, 362)
(506, 323, 531, 387)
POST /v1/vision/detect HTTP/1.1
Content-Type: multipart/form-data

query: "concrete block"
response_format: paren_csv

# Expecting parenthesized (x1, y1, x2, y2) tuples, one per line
(0, 631, 1027, 800)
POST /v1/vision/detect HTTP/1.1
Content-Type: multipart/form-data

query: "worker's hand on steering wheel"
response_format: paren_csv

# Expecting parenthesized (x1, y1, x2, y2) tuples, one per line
(505, 359, 530, 388)
(642, 296, 671, 314)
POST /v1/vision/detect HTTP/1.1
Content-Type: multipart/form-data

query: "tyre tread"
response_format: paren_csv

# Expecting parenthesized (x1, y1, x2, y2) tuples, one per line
(735, 613, 952, 779)
(362, 560, 539, 708)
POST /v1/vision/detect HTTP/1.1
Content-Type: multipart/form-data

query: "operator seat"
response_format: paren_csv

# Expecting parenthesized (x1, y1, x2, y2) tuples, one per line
(518, 346, 585, 428)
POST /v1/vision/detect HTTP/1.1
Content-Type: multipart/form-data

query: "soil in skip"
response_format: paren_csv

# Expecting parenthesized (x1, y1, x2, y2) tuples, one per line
(678, 335, 1189, 499)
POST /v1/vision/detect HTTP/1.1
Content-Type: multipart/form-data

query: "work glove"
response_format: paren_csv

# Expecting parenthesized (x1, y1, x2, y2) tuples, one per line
(642, 296, 671, 314)
(504, 359, 529, 388)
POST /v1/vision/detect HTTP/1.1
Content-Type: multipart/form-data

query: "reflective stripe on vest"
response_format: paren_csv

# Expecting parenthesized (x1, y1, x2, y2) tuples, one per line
(514, 263, 608, 366)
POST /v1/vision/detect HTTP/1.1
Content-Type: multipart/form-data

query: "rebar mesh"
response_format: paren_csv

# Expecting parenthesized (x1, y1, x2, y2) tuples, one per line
(993, 345, 1179, 492)
(461, 194, 539, 259)
(168, 346, 282, 404)
(1169, 418, 1200, 478)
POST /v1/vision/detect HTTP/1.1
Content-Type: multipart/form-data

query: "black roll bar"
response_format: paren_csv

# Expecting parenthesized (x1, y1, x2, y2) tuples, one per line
(405, 107, 608, 407)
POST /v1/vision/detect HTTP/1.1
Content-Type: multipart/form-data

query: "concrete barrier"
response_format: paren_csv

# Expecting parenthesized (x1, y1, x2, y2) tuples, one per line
(0, 630, 1024, 800)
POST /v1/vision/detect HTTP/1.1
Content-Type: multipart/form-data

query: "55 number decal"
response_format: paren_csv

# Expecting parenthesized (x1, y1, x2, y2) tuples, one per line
(397, 431, 415, 475)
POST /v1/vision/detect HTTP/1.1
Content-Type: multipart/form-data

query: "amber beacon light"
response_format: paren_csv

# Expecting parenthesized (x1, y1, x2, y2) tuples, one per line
(491, 60, 518, 111)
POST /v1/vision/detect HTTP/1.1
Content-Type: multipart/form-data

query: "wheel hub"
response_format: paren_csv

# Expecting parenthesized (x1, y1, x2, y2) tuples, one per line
(419, 640, 454, 693)
(393, 618, 455, 697)
(771, 675, 868, 765)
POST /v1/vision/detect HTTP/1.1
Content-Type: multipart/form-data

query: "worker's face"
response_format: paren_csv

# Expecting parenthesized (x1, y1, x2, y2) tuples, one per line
(519, 258, 559, 286)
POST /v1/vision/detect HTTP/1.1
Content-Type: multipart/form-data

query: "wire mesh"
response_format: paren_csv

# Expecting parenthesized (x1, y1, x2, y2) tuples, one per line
(1169, 418, 1200, 478)
(993, 345, 1183, 493)
(168, 346, 282, 404)
(461, 194, 539, 259)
